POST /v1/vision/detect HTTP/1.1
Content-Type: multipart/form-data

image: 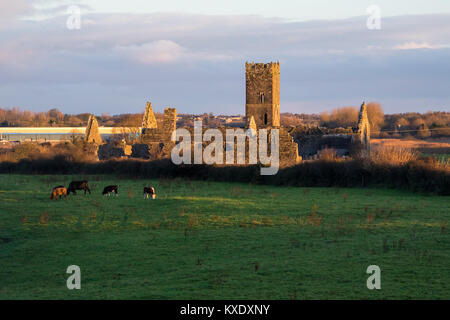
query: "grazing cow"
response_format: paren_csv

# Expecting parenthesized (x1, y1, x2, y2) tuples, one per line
(143, 186, 156, 199)
(50, 186, 67, 200)
(102, 185, 119, 196)
(67, 180, 91, 195)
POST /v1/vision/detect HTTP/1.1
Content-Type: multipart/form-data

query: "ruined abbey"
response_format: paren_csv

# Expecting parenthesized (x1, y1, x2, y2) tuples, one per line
(96, 62, 370, 164)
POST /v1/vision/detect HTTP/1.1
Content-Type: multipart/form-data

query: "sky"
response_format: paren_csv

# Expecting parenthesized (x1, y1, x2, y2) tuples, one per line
(0, 0, 449, 115)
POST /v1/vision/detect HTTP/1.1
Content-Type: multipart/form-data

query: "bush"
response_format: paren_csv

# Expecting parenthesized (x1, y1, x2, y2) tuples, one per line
(0, 156, 448, 195)
(11, 143, 41, 161)
(371, 145, 419, 165)
(318, 148, 338, 161)
(4, 141, 98, 163)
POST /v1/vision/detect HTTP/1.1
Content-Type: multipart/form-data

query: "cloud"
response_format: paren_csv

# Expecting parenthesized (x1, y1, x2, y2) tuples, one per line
(3, 12, 450, 67)
(0, 0, 31, 18)
(0, 43, 37, 69)
(393, 41, 447, 50)
(0, 12, 449, 114)
(117, 40, 233, 65)
(0, 0, 34, 28)
(117, 40, 185, 64)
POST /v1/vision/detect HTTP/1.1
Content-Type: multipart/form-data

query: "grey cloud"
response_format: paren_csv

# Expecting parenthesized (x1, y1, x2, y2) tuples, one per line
(0, 0, 34, 29)
(0, 12, 449, 114)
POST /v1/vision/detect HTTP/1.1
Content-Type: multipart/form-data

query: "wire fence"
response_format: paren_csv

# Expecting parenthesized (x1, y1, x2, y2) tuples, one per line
(372, 127, 450, 134)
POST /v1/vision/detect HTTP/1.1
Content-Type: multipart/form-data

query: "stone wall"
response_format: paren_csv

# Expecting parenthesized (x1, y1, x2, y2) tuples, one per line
(85, 115, 103, 144)
(142, 101, 158, 129)
(295, 134, 354, 159)
(162, 108, 177, 141)
(142, 107, 177, 144)
(357, 102, 371, 153)
(98, 143, 125, 160)
(129, 62, 299, 165)
(131, 144, 151, 159)
(279, 127, 301, 165)
(170, 127, 300, 166)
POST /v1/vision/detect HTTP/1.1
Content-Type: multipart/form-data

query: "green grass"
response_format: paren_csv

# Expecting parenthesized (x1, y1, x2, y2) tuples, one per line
(0, 174, 449, 299)
(422, 153, 450, 162)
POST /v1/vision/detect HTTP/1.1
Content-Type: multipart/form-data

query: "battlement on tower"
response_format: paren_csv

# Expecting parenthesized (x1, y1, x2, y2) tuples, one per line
(245, 62, 280, 73)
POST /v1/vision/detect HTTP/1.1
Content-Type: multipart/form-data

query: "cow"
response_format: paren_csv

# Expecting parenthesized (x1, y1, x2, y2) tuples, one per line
(102, 185, 119, 196)
(50, 186, 67, 200)
(143, 186, 156, 199)
(67, 180, 91, 195)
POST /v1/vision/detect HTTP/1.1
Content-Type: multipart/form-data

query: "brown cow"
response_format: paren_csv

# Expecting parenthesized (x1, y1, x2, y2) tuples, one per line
(50, 186, 67, 200)
(143, 187, 156, 199)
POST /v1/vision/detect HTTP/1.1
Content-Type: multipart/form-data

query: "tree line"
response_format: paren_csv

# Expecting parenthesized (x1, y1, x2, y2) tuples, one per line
(282, 102, 449, 138)
(1, 103, 449, 138)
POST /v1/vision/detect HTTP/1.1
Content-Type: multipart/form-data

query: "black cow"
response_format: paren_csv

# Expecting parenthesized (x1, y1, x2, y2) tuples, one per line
(67, 180, 91, 195)
(102, 185, 119, 196)
(143, 186, 156, 199)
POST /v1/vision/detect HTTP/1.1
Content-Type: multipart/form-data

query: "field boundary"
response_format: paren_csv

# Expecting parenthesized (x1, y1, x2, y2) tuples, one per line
(0, 158, 448, 195)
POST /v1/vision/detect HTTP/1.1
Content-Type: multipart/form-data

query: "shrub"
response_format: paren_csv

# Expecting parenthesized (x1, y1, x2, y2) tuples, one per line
(3, 141, 98, 163)
(318, 148, 338, 161)
(371, 145, 419, 165)
(0, 155, 448, 195)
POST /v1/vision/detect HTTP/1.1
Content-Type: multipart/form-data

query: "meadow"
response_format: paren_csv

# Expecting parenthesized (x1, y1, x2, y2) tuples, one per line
(371, 138, 450, 157)
(0, 174, 449, 299)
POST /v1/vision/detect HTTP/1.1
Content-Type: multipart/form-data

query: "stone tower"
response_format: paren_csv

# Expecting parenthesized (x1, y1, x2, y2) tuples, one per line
(85, 114, 102, 144)
(245, 62, 280, 128)
(357, 101, 371, 152)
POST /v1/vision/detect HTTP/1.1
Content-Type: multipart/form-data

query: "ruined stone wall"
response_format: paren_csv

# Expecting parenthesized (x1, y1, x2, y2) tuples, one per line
(162, 108, 177, 141)
(123, 61, 301, 165)
(357, 102, 371, 154)
(142, 107, 177, 143)
(169, 126, 300, 166)
(131, 144, 151, 159)
(141, 128, 164, 142)
(85, 115, 103, 144)
(133, 107, 173, 159)
(142, 101, 158, 129)
(278, 127, 301, 166)
(98, 143, 125, 160)
(245, 62, 280, 128)
(295, 134, 354, 159)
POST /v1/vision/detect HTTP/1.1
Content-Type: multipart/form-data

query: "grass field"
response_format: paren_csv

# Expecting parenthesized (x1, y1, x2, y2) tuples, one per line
(0, 174, 449, 299)
(372, 138, 450, 156)
(423, 154, 450, 162)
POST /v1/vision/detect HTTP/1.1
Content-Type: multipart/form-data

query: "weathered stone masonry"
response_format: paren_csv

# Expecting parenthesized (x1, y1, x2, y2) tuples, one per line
(131, 61, 300, 166)
(135, 106, 177, 159)
(357, 102, 371, 154)
(84, 114, 102, 144)
(90, 61, 369, 163)
(245, 62, 280, 128)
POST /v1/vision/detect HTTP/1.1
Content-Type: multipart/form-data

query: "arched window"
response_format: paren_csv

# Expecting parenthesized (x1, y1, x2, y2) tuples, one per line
(264, 113, 268, 125)
(260, 93, 265, 103)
